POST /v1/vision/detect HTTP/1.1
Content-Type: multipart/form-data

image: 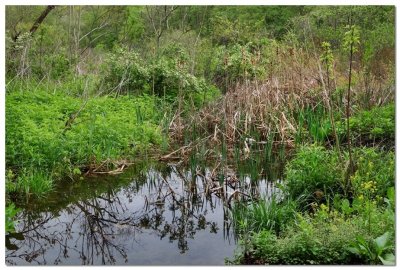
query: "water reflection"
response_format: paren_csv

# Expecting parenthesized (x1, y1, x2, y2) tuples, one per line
(6, 164, 279, 265)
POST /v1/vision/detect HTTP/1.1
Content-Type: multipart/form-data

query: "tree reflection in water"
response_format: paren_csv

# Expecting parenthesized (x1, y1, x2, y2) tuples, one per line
(6, 165, 251, 265)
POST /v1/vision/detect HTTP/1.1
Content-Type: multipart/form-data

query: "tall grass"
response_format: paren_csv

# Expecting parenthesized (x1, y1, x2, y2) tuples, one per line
(231, 196, 298, 236)
(18, 171, 54, 197)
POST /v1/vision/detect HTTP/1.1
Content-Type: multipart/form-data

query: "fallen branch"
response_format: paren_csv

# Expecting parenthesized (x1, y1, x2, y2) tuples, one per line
(159, 142, 192, 161)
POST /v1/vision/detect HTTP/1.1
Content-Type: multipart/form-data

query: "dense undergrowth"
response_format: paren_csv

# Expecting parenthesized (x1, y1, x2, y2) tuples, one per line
(336, 103, 395, 147)
(227, 105, 395, 265)
(5, 5, 395, 265)
(5, 84, 220, 200)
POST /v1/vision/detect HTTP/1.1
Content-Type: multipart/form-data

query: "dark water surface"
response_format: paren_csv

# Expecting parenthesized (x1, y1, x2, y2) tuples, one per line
(6, 162, 280, 265)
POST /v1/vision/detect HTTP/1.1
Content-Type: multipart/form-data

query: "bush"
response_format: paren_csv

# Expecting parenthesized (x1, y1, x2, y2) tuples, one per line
(43, 52, 72, 80)
(283, 145, 394, 207)
(102, 46, 150, 95)
(351, 148, 395, 201)
(336, 104, 394, 145)
(101, 45, 220, 106)
(284, 145, 342, 205)
(212, 41, 274, 90)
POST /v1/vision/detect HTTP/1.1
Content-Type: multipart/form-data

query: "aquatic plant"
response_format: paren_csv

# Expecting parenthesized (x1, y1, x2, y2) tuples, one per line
(231, 196, 298, 236)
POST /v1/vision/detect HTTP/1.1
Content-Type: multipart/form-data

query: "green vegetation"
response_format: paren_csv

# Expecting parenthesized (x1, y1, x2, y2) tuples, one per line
(337, 104, 395, 145)
(5, 203, 20, 234)
(5, 5, 395, 265)
(232, 197, 298, 236)
(230, 200, 394, 265)
(284, 145, 342, 204)
(6, 90, 166, 197)
(230, 141, 395, 265)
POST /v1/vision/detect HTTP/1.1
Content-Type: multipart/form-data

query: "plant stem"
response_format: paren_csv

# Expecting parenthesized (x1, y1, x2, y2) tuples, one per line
(346, 27, 354, 179)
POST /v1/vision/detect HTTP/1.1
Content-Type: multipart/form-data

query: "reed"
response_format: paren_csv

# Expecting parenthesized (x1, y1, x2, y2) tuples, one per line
(231, 196, 298, 236)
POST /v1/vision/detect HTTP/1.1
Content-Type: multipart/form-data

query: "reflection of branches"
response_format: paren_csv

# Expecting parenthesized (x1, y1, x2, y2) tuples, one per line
(71, 197, 141, 265)
(138, 170, 226, 253)
(6, 164, 249, 265)
(6, 194, 140, 265)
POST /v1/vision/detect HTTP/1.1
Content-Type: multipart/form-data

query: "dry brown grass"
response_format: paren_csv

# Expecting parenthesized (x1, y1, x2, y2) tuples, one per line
(167, 43, 394, 154)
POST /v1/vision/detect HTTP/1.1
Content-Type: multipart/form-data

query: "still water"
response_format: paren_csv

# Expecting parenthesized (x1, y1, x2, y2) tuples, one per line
(6, 162, 280, 265)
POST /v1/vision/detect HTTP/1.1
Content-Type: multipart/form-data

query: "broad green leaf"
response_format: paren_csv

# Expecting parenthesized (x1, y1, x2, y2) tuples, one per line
(379, 253, 395, 265)
(374, 232, 390, 250)
(347, 247, 361, 255)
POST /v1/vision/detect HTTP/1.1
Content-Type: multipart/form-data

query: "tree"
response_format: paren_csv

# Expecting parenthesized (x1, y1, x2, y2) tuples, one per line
(12, 5, 55, 41)
(144, 6, 179, 52)
(343, 23, 360, 186)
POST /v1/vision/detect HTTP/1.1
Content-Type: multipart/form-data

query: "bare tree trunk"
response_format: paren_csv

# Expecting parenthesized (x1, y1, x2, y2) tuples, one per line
(73, 6, 82, 75)
(145, 6, 178, 55)
(13, 5, 55, 42)
(29, 5, 56, 35)
(68, 6, 73, 65)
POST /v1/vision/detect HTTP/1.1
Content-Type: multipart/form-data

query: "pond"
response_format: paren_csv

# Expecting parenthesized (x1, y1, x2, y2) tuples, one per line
(5, 161, 281, 265)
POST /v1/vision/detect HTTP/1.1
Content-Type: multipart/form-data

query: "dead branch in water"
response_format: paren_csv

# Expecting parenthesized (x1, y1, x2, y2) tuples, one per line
(159, 142, 193, 161)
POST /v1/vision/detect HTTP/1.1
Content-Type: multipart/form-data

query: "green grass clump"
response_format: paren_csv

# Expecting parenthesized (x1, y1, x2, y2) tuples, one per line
(6, 90, 165, 197)
(16, 170, 54, 196)
(232, 197, 298, 236)
(295, 105, 331, 144)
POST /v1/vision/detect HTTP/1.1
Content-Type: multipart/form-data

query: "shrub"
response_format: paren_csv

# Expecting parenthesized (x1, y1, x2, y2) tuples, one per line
(212, 41, 274, 90)
(351, 148, 394, 201)
(283, 144, 394, 208)
(43, 52, 72, 80)
(102, 46, 150, 95)
(149, 58, 214, 101)
(284, 145, 342, 205)
(336, 104, 394, 145)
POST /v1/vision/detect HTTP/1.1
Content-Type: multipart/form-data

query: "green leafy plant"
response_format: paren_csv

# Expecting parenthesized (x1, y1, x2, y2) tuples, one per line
(351, 147, 394, 201)
(6, 90, 166, 198)
(343, 23, 361, 181)
(348, 232, 395, 265)
(6, 203, 20, 234)
(284, 145, 342, 205)
(336, 104, 395, 144)
(102, 46, 150, 95)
